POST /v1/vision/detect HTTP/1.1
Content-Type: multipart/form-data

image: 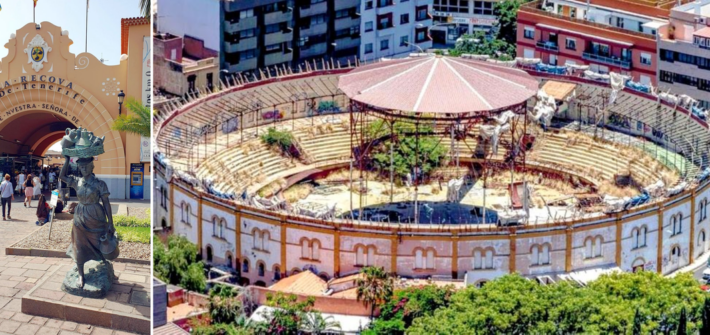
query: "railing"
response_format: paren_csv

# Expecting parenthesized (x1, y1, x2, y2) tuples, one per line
(582, 52, 631, 69)
(536, 40, 559, 52)
(520, 1, 655, 41)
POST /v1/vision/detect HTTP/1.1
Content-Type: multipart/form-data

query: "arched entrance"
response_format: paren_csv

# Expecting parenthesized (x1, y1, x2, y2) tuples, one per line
(0, 20, 148, 199)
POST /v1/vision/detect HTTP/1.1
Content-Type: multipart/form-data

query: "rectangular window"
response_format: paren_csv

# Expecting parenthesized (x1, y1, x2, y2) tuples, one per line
(310, 14, 328, 26)
(401, 13, 410, 25)
(640, 53, 652, 66)
(473, 1, 494, 15)
(416, 5, 429, 21)
(265, 22, 287, 34)
(239, 28, 256, 39)
(365, 21, 374, 32)
(524, 27, 534, 40)
(365, 1, 373, 10)
(378, 0, 393, 7)
(335, 8, 356, 19)
(400, 35, 409, 47)
(240, 9, 254, 19)
(380, 39, 389, 50)
(264, 43, 282, 54)
(565, 38, 576, 50)
(377, 13, 393, 30)
(239, 49, 256, 61)
(365, 43, 373, 54)
(415, 27, 428, 43)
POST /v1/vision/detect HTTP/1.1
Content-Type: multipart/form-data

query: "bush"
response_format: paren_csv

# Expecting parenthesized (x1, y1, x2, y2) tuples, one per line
(115, 226, 150, 244)
(114, 215, 150, 228)
(260, 127, 295, 155)
(154, 235, 206, 292)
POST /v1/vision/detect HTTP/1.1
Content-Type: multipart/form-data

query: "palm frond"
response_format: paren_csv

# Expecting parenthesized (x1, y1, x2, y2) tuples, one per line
(139, 0, 150, 18)
(111, 98, 151, 137)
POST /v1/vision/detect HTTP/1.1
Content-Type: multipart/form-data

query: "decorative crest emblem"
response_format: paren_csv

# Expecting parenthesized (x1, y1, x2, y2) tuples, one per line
(24, 34, 51, 72)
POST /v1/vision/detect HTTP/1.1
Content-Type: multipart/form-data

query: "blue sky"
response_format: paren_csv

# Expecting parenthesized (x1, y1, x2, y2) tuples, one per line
(0, 0, 143, 65)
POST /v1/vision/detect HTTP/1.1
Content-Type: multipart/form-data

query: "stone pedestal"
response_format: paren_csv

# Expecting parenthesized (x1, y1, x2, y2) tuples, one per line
(61, 260, 114, 298)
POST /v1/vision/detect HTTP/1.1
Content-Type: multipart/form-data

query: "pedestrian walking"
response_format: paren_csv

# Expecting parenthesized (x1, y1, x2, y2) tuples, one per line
(24, 172, 34, 207)
(33, 172, 41, 199)
(1, 174, 13, 220)
(17, 170, 25, 195)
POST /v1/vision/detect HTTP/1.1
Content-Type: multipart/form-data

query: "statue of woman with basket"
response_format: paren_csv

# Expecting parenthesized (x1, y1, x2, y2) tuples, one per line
(59, 127, 119, 296)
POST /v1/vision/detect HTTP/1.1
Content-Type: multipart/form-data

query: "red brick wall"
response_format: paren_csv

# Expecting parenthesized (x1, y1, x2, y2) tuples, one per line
(184, 36, 218, 60)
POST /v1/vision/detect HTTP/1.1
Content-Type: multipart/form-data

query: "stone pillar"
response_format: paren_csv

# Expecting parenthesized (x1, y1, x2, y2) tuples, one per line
(509, 231, 517, 273)
(334, 229, 341, 277)
(451, 233, 459, 279)
(198, 197, 203, 255)
(657, 207, 664, 274)
(235, 208, 242, 267)
(565, 224, 573, 272)
(390, 235, 398, 274)
(615, 213, 622, 267)
(690, 191, 697, 264)
(281, 221, 287, 275)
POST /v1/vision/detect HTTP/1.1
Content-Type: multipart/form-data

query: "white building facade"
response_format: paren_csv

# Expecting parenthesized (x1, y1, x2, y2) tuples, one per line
(430, 0, 499, 45)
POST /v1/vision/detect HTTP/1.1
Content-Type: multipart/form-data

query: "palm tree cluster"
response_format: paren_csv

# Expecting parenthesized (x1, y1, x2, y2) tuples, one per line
(355, 266, 396, 319)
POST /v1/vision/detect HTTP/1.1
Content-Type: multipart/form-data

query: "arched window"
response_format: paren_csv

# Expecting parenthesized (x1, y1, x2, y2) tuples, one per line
(212, 217, 217, 237)
(220, 219, 226, 238)
(473, 249, 482, 269)
(594, 236, 602, 257)
(670, 245, 681, 263)
(672, 214, 683, 235)
(531, 244, 550, 266)
(258, 262, 265, 277)
(484, 249, 493, 268)
(253, 229, 260, 249)
(161, 219, 167, 229)
(312, 240, 320, 261)
(586, 236, 603, 258)
(273, 265, 281, 280)
(367, 246, 376, 266)
(426, 249, 435, 269)
(180, 202, 186, 222)
(242, 259, 250, 273)
(700, 198, 708, 223)
(301, 239, 311, 259)
(227, 254, 233, 268)
(414, 249, 424, 269)
(356, 246, 365, 266)
(473, 248, 494, 269)
(206, 245, 213, 263)
(698, 230, 706, 250)
(640, 226, 647, 247)
(541, 244, 550, 265)
(262, 231, 270, 251)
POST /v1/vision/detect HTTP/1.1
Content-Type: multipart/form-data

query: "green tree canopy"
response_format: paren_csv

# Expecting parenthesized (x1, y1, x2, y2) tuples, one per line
(111, 97, 151, 137)
(153, 234, 206, 292)
(356, 266, 396, 320)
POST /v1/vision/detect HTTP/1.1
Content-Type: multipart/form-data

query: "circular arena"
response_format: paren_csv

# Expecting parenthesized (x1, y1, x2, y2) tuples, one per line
(154, 55, 710, 287)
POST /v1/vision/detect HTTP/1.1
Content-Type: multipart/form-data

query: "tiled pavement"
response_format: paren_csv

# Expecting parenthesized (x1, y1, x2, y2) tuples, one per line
(0, 197, 146, 335)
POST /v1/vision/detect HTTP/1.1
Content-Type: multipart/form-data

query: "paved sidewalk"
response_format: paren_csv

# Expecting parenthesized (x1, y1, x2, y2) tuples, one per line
(0, 196, 143, 335)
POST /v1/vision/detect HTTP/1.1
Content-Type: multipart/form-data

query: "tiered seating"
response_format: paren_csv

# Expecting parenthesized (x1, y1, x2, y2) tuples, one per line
(291, 116, 354, 164)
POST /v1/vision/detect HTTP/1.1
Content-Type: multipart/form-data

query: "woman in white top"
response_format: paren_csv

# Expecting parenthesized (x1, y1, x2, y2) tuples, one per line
(33, 173, 41, 198)
(1, 174, 14, 220)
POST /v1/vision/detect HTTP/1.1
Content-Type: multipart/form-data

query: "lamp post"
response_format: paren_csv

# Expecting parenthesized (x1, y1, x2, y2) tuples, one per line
(118, 90, 125, 115)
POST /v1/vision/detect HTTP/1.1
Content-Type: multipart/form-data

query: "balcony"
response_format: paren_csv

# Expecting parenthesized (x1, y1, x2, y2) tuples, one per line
(265, 31, 293, 46)
(582, 52, 631, 69)
(335, 16, 360, 31)
(300, 1, 327, 17)
(226, 58, 257, 73)
(334, 0, 359, 11)
(224, 16, 257, 33)
(265, 9, 292, 24)
(300, 42, 327, 58)
(264, 51, 293, 67)
(301, 22, 328, 37)
(224, 37, 257, 53)
(536, 40, 559, 52)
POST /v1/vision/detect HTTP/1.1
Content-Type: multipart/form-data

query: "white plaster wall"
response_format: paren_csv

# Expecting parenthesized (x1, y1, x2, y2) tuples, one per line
(339, 235, 393, 275)
(285, 228, 335, 278)
(201, 205, 237, 267)
(619, 213, 659, 272)
(172, 188, 198, 244)
(240, 217, 282, 276)
(694, 185, 710, 260)
(570, 225, 617, 270)
(457, 239, 510, 280)
(153, 173, 169, 229)
(515, 234, 566, 276)
(662, 199, 692, 274)
(396, 239, 453, 278)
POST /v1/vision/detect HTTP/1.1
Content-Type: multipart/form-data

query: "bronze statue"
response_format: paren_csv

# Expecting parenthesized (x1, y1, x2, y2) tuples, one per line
(59, 127, 118, 297)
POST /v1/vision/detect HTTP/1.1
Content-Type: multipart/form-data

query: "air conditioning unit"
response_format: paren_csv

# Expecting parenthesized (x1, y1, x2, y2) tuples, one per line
(696, 17, 706, 24)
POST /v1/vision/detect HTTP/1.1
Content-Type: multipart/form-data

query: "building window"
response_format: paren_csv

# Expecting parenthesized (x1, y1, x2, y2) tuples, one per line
(670, 245, 681, 262)
(434, 0, 469, 13)
(239, 50, 256, 61)
(632, 226, 647, 249)
(524, 27, 534, 40)
(378, 0, 393, 7)
(415, 5, 429, 21)
(414, 248, 435, 270)
(264, 43, 283, 54)
(253, 229, 270, 252)
(640, 52, 652, 66)
(355, 245, 376, 266)
(415, 27, 428, 43)
(700, 198, 708, 223)
(531, 244, 550, 266)
(672, 214, 683, 236)
(660, 70, 674, 83)
(377, 13, 393, 30)
(273, 266, 281, 280)
(310, 14, 328, 26)
(206, 246, 213, 263)
(365, 43, 373, 54)
(187, 75, 196, 93)
(242, 259, 249, 273)
(584, 236, 603, 259)
(365, 1, 373, 10)
(335, 8, 356, 19)
(400, 35, 409, 47)
(699, 230, 706, 248)
(565, 38, 576, 50)
(380, 39, 389, 51)
(300, 238, 320, 261)
(473, 248, 494, 269)
(239, 9, 254, 20)
(401, 13, 410, 25)
(365, 21, 374, 32)
(473, 1, 494, 15)
(258, 262, 265, 277)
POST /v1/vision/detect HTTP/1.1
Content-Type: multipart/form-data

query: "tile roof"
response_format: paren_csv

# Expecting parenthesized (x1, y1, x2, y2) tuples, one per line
(153, 322, 189, 335)
(694, 27, 710, 39)
(338, 56, 538, 115)
(269, 271, 327, 296)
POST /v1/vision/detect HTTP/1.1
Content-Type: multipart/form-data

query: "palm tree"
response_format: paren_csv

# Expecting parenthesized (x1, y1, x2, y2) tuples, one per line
(139, 0, 150, 18)
(111, 97, 151, 137)
(300, 313, 342, 334)
(355, 266, 395, 320)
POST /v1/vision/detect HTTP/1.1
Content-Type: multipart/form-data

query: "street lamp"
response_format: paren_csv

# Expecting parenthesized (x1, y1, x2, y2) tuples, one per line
(117, 90, 125, 115)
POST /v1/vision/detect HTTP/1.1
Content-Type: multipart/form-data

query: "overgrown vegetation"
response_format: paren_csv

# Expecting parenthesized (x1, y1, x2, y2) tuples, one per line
(114, 214, 151, 228)
(402, 272, 708, 334)
(153, 235, 206, 292)
(260, 128, 296, 156)
(367, 120, 448, 181)
(448, 0, 522, 59)
(115, 226, 150, 243)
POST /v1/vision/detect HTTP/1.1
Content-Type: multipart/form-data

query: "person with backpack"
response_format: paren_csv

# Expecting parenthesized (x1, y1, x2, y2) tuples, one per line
(1, 174, 14, 220)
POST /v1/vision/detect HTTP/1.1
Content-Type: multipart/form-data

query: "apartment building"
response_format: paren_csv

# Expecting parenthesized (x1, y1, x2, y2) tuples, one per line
(430, 0, 499, 45)
(658, 0, 710, 109)
(154, 33, 220, 97)
(221, 0, 361, 76)
(516, 0, 683, 85)
(359, 0, 434, 61)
